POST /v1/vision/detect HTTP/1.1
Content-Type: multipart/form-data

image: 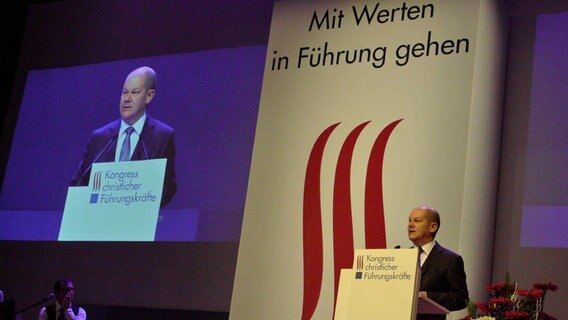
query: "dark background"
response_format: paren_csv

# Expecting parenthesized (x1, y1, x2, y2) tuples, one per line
(1, 1, 567, 319)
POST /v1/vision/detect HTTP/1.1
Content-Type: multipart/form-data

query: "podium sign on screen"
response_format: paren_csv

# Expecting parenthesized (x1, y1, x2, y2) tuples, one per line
(335, 248, 420, 320)
(59, 159, 166, 241)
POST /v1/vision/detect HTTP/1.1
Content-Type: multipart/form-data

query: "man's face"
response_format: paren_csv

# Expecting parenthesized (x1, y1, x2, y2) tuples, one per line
(407, 208, 436, 246)
(120, 74, 154, 125)
(55, 281, 74, 307)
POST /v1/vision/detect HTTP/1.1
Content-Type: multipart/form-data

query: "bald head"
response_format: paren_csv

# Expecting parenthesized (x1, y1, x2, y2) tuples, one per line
(407, 206, 441, 246)
(126, 66, 157, 91)
(120, 66, 157, 125)
(418, 206, 440, 231)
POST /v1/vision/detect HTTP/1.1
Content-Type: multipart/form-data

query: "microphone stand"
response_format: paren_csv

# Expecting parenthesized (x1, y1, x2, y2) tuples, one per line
(16, 295, 54, 315)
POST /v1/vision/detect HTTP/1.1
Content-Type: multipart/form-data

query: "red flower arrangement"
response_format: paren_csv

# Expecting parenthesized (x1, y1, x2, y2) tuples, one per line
(460, 278, 559, 320)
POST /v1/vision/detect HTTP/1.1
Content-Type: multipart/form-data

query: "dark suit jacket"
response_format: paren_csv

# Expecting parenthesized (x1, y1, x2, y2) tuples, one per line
(71, 115, 177, 207)
(418, 242, 469, 320)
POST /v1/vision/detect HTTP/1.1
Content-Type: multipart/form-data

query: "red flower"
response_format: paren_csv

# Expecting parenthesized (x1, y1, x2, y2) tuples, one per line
(475, 302, 489, 312)
(466, 279, 558, 320)
(539, 311, 558, 320)
(533, 282, 559, 291)
(486, 282, 507, 292)
(529, 289, 543, 298)
(516, 289, 530, 296)
(504, 311, 530, 319)
(489, 297, 511, 305)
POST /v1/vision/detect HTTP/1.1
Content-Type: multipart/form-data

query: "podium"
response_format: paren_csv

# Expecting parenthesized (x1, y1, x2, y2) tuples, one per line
(59, 159, 166, 241)
(334, 248, 449, 320)
(418, 296, 450, 315)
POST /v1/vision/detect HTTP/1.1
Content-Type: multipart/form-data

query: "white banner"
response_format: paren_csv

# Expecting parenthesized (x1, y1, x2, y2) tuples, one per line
(231, 0, 505, 319)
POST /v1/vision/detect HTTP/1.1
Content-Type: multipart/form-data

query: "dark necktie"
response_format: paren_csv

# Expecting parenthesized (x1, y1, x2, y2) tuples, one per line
(418, 247, 426, 267)
(119, 127, 135, 161)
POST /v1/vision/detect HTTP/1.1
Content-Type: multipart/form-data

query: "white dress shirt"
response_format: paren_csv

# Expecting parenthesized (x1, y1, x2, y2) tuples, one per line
(38, 301, 87, 320)
(419, 240, 436, 267)
(115, 113, 146, 162)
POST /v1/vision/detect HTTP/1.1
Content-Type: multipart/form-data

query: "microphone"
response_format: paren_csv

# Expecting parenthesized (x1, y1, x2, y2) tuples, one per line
(15, 293, 55, 314)
(139, 136, 149, 160)
(75, 135, 118, 186)
(43, 293, 55, 301)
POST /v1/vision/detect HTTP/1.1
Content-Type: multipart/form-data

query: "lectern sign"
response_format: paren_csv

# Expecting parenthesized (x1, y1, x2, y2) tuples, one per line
(335, 248, 420, 320)
(354, 252, 413, 281)
(59, 159, 166, 241)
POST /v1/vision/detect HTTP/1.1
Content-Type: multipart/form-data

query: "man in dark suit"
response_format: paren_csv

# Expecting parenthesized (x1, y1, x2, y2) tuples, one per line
(71, 66, 176, 207)
(407, 206, 468, 320)
(38, 279, 86, 320)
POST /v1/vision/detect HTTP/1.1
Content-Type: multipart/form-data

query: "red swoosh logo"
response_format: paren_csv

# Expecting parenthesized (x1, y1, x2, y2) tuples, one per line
(302, 123, 339, 320)
(302, 119, 402, 319)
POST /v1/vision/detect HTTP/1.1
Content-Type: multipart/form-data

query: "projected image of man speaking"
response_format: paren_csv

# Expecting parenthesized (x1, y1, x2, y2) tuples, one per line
(70, 66, 177, 207)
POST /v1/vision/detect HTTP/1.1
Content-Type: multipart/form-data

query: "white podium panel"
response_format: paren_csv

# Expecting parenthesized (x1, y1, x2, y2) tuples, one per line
(59, 159, 166, 241)
(335, 248, 420, 320)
